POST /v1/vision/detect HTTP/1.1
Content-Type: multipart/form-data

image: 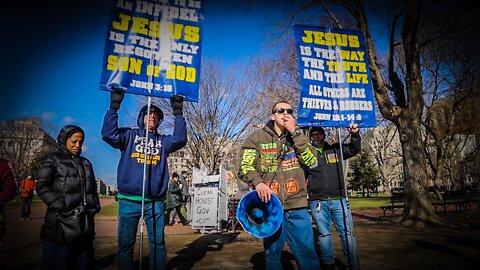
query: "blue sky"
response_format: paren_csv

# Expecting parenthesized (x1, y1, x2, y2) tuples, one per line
(0, 0, 298, 186)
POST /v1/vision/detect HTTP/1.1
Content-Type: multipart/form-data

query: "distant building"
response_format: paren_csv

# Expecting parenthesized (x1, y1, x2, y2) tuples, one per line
(96, 178, 107, 195)
(167, 148, 190, 176)
(426, 90, 479, 190)
(95, 177, 115, 196)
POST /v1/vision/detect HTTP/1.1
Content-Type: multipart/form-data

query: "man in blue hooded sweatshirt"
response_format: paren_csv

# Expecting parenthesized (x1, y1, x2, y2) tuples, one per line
(101, 88, 187, 269)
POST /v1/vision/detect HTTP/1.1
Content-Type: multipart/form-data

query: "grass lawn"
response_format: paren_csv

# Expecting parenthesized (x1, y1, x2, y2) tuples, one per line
(7, 195, 43, 206)
(97, 197, 391, 215)
(18, 195, 390, 216)
(348, 195, 391, 210)
(98, 201, 119, 216)
(97, 201, 188, 218)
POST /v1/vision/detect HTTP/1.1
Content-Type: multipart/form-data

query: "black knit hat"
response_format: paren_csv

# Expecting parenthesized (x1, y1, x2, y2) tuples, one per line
(66, 126, 84, 140)
(57, 125, 85, 156)
(309, 126, 325, 137)
(142, 105, 163, 117)
(58, 125, 84, 145)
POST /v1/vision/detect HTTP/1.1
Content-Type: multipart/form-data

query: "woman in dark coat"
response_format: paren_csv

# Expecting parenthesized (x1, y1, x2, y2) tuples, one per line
(165, 172, 189, 225)
(37, 125, 101, 269)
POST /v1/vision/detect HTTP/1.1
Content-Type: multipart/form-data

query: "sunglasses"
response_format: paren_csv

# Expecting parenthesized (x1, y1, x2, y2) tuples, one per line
(273, 108, 294, 114)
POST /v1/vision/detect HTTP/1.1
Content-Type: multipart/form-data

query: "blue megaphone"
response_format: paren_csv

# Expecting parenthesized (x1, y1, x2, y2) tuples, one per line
(236, 191, 283, 238)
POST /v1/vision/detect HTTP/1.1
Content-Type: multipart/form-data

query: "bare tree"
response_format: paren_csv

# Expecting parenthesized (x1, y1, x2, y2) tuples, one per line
(267, 0, 480, 226)
(149, 60, 268, 173)
(365, 123, 403, 192)
(422, 17, 480, 196)
(337, 0, 480, 226)
(0, 118, 57, 180)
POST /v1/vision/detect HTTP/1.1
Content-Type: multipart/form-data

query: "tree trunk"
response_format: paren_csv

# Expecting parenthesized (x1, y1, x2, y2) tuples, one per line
(432, 155, 446, 200)
(398, 121, 441, 227)
(394, 0, 441, 227)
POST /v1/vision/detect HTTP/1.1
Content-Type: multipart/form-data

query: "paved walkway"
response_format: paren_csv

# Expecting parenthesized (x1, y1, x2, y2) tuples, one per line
(2, 198, 396, 249)
(1, 198, 479, 269)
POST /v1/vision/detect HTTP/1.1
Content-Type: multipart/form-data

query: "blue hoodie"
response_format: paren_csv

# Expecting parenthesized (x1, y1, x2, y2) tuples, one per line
(101, 105, 187, 199)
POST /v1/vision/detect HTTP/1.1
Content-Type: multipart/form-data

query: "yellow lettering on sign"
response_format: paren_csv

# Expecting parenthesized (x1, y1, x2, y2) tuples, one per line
(106, 55, 143, 75)
(111, 13, 200, 43)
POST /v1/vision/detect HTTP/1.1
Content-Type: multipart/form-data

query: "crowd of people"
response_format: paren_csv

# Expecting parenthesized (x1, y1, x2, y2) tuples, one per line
(1, 95, 362, 269)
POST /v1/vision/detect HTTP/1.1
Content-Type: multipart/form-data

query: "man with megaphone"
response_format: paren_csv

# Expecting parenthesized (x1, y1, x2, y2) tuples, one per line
(238, 101, 320, 269)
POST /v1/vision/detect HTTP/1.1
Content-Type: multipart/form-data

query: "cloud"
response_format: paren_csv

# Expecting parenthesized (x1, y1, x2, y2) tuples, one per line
(40, 111, 57, 121)
(61, 116, 75, 125)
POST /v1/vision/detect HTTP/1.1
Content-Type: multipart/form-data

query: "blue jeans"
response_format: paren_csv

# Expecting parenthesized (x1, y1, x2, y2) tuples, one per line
(309, 199, 359, 269)
(118, 199, 166, 270)
(264, 208, 320, 270)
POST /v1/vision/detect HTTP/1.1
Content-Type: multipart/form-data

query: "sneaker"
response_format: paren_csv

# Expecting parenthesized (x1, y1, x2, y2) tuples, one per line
(20, 218, 25, 221)
(182, 221, 190, 226)
(26, 217, 31, 220)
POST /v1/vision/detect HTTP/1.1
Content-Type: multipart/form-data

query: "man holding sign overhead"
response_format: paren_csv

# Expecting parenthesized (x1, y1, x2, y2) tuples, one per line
(101, 88, 187, 269)
(307, 124, 361, 270)
(98, 1, 201, 268)
(294, 24, 370, 270)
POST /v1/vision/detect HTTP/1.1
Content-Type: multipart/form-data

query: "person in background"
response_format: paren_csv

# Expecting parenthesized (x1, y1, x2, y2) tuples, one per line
(0, 159, 17, 247)
(307, 124, 361, 270)
(37, 125, 101, 269)
(169, 171, 190, 224)
(165, 172, 189, 226)
(101, 88, 187, 269)
(238, 100, 320, 269)
(20, 175, 37, 220)
(179, 170, 190, 221)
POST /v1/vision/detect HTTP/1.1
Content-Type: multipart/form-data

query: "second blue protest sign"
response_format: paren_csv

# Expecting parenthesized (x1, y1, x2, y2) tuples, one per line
(294, 25, 376, 127)
(99, 0, 204, 102)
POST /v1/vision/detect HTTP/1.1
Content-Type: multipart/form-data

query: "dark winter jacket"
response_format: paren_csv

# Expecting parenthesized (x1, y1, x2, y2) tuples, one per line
(37, 125, 101, 244)
(0, 159, 17, 208)
(178, 174, 189, 197)
(101, 105, 187, 199)
(165, 180, 183, 210)
(307, 132, 361, 201)
(238, 120, 318, 210)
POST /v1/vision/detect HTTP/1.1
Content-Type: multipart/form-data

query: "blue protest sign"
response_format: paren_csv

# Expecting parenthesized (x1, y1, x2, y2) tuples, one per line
(294, 25, 376, 127)
(99, 0, 204, 102)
